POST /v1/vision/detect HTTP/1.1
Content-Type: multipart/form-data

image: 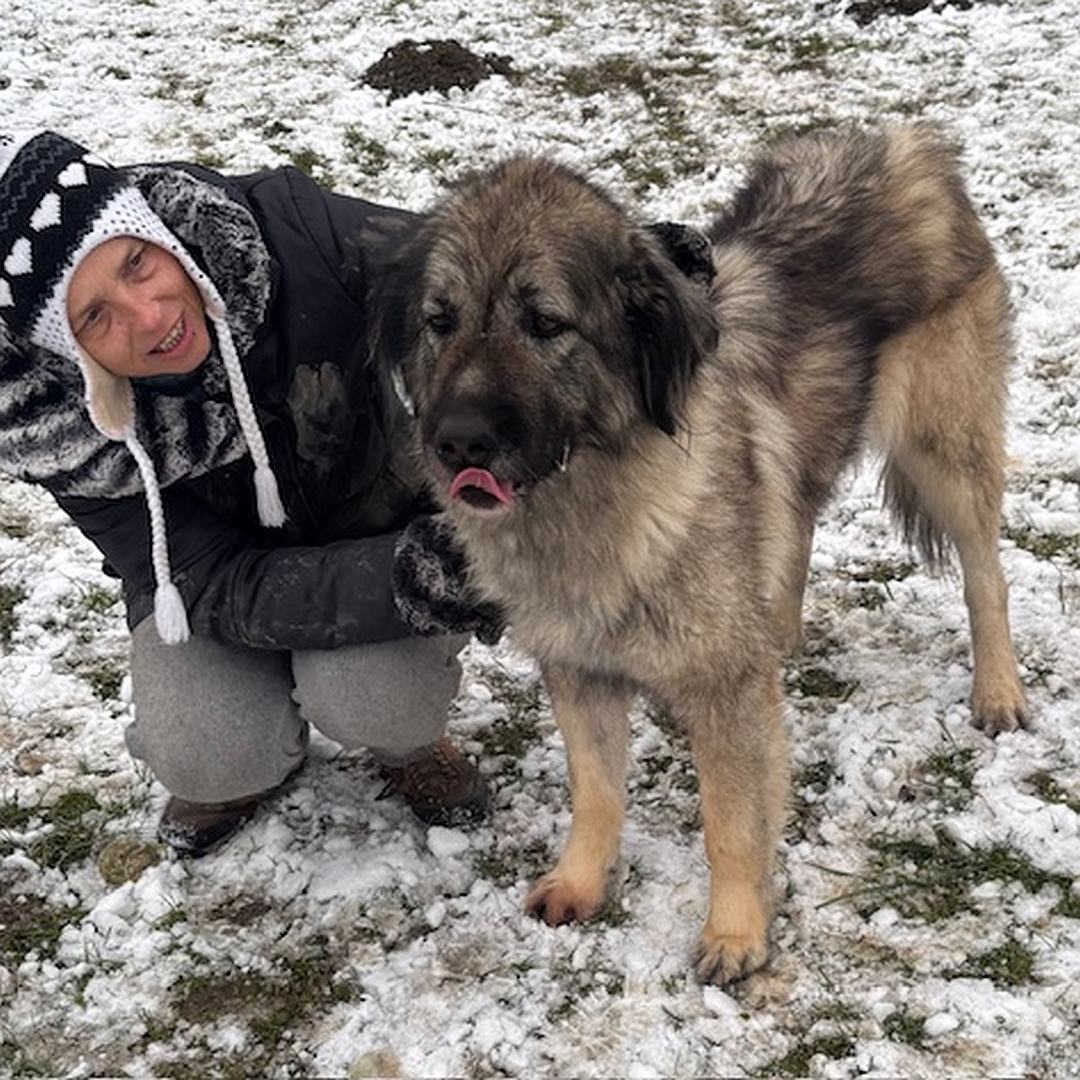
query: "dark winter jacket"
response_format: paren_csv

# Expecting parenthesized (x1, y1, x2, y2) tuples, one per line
(0, 160, 432, 650)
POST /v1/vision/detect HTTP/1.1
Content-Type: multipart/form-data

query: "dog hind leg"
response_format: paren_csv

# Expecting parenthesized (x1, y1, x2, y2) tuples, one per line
(875, 269, 1029, 734)
(773, 517, 816, 656)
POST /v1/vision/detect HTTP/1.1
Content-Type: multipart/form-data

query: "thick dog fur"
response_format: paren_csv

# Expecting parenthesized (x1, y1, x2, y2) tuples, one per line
(375, 124, 1029, 985)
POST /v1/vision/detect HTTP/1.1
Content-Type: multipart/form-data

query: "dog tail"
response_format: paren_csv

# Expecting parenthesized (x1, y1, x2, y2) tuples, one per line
(880, 460, 952, 570)
(709, 123, 996, 344)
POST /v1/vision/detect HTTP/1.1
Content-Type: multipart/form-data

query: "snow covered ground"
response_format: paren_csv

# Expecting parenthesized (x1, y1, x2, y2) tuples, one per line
(2, 0, 1079, 1076)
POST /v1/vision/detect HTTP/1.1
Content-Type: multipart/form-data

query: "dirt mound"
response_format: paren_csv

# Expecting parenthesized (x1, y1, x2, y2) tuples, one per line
(846, 0, 980, 24)
(363, 39, 513, 100)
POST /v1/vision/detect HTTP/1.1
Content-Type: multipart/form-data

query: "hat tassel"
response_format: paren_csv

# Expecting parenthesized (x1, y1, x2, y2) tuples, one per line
(125, 431, 191, 644)
(154, 580, 191, 645)
(212, 312, 287, 528)
(254, 461, 286, 528)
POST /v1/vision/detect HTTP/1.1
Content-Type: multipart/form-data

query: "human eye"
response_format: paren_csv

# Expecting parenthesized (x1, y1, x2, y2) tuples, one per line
(75, 305, 105, 340)
(127, 243, 153, 278)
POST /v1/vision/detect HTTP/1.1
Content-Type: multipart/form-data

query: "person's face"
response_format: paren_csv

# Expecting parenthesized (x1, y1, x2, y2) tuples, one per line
(66, 237, 212, 377)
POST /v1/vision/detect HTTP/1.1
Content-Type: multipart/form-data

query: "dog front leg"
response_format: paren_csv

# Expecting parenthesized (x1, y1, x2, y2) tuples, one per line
(524, 662, 632, 925)
(681, 665, 789, 985)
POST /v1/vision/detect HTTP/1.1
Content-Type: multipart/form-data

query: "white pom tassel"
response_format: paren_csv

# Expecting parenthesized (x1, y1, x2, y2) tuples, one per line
(210, 309, 287, 529)
(254, 462, 287, 528)
(154, 581, 191, 644)
(125, 431, 191, 646)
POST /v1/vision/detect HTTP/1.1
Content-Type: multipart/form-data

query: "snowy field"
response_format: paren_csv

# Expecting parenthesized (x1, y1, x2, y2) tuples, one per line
(2, 0, 1080, 1076)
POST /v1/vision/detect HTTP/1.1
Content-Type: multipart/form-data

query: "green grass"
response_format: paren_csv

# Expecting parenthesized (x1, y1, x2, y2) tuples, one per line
(841, 825, 1080, 928)
(755, 1033, 857, 1078)
(912, 745, 979, 811)
(78, 582, 121, 615)
(78, 658, 125, 701)
(0, 789, 151, 873)
(0, 582, 27, 648)
(882, 1006, 928, 1048)
(472, 836, 553, 888)
(1025, 771, 1080, 814)
(20, 790, 101, 870)
(1003, 522, 1080, 568)
(945, 936, 1038, 988)
(0, 892, 87, 965)
(469, 671, 551, 772)
(839, 556, 921, 610)
(557, 53, 709, 191)
(155, 948, 361, 1078)
(0, 1040, 56, 1079)
(787, 664, 860, 702)
(343, 128, 391, 177)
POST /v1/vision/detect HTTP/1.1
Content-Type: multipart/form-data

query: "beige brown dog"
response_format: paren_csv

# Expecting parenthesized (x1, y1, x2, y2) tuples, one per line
(375, 124, 1029, 984)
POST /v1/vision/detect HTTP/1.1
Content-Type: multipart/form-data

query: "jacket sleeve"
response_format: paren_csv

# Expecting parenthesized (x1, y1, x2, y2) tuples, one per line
(56, 486, 416, 650)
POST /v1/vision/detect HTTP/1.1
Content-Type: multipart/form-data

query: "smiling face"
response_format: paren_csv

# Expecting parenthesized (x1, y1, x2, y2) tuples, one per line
(66, 236, 212, 377)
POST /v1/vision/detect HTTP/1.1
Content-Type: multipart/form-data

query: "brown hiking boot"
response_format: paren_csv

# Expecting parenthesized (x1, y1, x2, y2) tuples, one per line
(158, 793, 263, 857)
(378, 736, 489, 826)
(157, 763, 304, 857)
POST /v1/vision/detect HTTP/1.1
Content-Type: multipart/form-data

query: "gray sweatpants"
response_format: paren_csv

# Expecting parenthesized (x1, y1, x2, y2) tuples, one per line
(124, 616, 466, 803)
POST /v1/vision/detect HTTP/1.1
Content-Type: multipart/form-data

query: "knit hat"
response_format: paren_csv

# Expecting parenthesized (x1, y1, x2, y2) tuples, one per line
(0, 130, 286, 643)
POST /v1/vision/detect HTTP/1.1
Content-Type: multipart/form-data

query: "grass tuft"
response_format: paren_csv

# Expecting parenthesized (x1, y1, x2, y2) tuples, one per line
(755, 1033, 857, 1078)
(0, 893, 86, 965)
(787, 664, 859, 702)
(945, 936, 1037, 988)
(841, 825, 1078, 930)
(1002, 522, 1080, 568)
(0, 582, 27, 648)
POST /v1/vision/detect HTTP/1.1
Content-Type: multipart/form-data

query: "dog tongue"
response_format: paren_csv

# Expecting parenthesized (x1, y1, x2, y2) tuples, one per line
(449, 467, 513, 505)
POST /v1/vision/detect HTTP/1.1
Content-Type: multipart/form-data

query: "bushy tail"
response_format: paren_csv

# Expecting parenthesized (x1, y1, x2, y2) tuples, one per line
(881, 459, 952, 570)
(709, 123, 995, 343)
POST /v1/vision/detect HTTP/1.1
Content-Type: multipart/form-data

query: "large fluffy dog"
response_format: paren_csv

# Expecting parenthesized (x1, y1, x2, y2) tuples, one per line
(375, 125, 1029, 985)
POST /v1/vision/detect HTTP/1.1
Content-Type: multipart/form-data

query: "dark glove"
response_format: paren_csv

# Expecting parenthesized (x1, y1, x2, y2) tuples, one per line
(647, 221, 715, 286)
(392, 515, 506, 645)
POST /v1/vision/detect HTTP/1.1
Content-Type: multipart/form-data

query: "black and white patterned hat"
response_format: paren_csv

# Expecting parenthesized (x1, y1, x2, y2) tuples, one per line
(0, 130, 285, 642)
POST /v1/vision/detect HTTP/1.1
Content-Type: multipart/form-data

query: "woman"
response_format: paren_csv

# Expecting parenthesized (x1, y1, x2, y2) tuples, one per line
(0, 130, 503, 855)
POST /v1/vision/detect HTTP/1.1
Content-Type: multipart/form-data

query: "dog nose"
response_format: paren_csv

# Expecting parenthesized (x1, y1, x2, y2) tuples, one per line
(433, 411, 499, 471)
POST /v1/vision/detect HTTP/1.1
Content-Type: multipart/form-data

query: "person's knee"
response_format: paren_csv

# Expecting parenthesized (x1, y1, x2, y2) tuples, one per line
(126, 618, 306, 802)
(291, 634, 466, 760)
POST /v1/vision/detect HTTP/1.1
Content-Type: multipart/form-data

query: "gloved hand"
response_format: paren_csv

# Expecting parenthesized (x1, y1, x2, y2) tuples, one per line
(392, 515, 506, 645)
(647, 221, 715, 286)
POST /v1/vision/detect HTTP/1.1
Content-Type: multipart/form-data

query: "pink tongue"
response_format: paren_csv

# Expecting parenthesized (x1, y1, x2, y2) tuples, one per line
(449, 467, 513, 505)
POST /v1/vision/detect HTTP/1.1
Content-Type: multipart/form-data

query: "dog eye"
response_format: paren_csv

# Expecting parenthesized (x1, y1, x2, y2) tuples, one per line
(524, 309, 568, 340)
(424, 301, 458, 337)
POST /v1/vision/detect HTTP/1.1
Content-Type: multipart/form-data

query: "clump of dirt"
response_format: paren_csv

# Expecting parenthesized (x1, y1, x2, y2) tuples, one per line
(845, 0, 981, 24)
(362, 39, 514, 101)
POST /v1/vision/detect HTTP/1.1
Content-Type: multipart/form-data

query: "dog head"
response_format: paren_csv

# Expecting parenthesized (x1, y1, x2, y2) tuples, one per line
(372, 156, 718, 515)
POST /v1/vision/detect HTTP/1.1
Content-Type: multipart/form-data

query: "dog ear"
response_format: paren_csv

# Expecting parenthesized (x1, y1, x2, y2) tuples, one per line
(361, 215, 431, 412)
(620, 231, 718, 436)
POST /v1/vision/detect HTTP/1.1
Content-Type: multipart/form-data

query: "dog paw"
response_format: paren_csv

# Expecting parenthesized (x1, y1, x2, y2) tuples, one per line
(692, 929, 770, 986)
(971, 687, 1032, 737)
(524, 873, 605, 926)
(972, 705, 1032, 737)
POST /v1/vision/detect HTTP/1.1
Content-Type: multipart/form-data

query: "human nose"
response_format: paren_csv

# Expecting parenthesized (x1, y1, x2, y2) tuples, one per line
(114, 284, 161, 331)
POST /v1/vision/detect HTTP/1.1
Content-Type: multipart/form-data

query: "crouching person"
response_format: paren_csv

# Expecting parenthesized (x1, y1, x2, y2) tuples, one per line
(0, 130, 503, 855)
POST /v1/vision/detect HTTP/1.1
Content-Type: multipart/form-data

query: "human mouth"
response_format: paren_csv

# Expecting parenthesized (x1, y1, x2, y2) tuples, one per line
(151, 316, 186, 355)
